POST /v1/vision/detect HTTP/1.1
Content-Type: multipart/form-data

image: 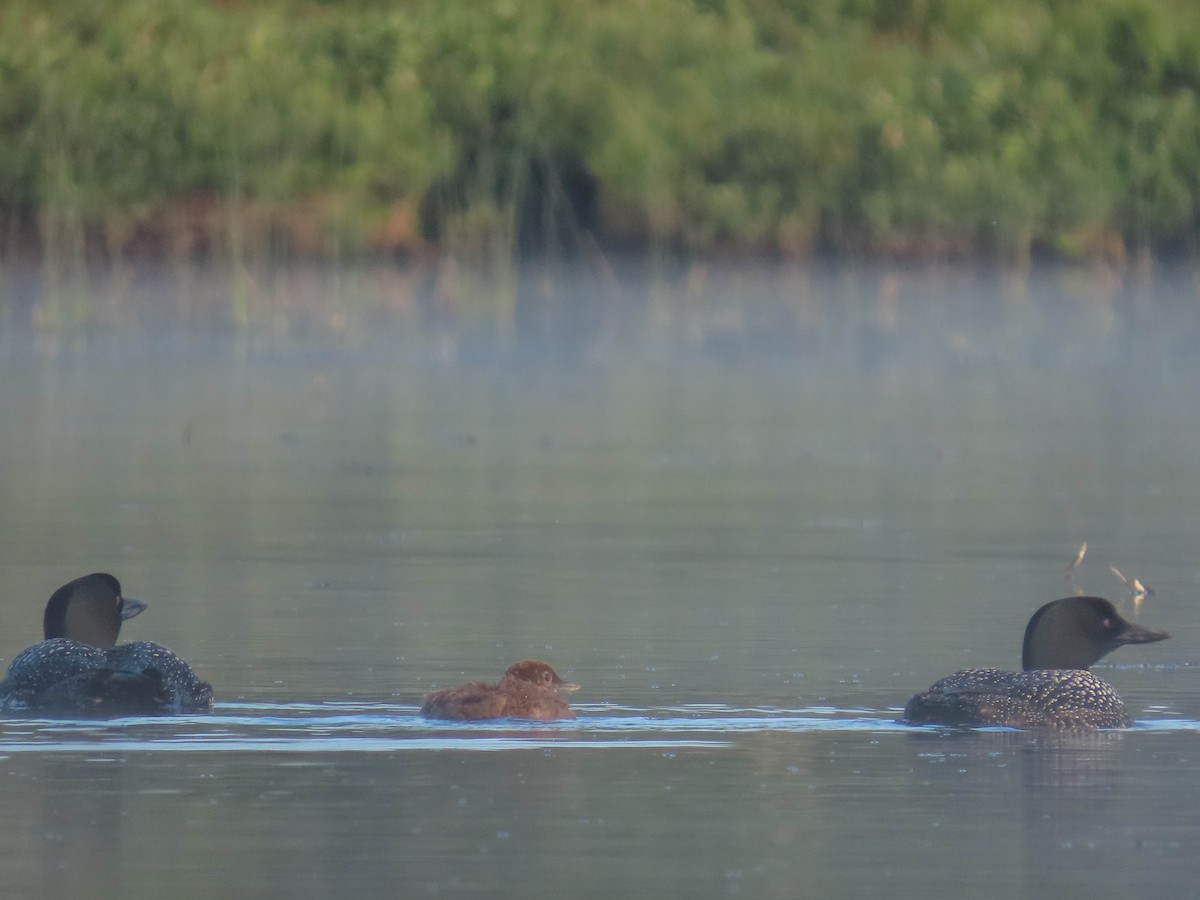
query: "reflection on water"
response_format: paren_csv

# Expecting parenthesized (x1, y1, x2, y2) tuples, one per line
(7, 259, 1200, 375)
(909, 727, 1135, 789)
(0, 263, 1198, 897)
(1, 710, 1199, 899)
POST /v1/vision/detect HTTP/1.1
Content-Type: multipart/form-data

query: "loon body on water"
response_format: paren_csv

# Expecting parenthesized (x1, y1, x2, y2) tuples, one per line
(0, 573, 212, 716)
(904, 596, 1169, 728)
(421, 659, 579, 721)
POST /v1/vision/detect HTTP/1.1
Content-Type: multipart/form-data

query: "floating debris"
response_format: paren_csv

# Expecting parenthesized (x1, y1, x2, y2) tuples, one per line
(1067, 541, 1087, 571)
(1109, 563, 1155, 606)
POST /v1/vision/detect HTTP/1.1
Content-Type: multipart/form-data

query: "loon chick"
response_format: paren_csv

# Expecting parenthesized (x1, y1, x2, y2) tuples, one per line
(904, 596, 1169, 728)
(421, 659, 580, 721)
(0, 573, 213, 716)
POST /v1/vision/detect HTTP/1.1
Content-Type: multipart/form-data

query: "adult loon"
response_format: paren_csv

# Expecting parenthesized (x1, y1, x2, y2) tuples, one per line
(903, 595, 1169, 728)
(0, 573, 213, 716)
(421, 659, 579, 721)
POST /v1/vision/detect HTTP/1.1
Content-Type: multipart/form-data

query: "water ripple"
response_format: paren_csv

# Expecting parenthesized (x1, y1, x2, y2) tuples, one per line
(0, 702, 1195, 753)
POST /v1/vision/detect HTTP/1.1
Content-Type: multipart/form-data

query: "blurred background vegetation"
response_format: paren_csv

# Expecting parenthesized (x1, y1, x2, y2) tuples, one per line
(4, 0, 1200, 263)
(2, 0, 1200, 337)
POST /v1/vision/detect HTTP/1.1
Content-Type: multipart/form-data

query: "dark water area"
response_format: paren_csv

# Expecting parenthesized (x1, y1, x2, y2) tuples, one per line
(0, 262, 1198, 897)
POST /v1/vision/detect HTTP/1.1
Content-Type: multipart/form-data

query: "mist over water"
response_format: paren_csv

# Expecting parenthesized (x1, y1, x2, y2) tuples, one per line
(6, 258, 1200, 373)
(0, 261, 1197, 898)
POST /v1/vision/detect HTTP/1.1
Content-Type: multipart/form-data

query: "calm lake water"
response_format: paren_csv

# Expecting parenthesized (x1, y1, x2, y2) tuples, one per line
(0, 263, 1198, 898)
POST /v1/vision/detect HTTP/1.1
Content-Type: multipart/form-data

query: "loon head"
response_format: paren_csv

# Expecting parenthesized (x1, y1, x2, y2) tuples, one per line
(500, 660, 580, 694)
(43, 573, 147, 648)
(1021, 596, 1169, 670)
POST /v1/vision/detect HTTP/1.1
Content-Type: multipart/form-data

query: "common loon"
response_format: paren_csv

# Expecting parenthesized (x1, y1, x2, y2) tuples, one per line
(421, 659, 579, 721)
(904, 595, 1169, 728)
(0, 573, 213, 716)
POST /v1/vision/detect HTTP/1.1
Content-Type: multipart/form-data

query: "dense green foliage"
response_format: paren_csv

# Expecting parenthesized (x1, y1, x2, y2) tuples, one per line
(3, 0, 1200, 262)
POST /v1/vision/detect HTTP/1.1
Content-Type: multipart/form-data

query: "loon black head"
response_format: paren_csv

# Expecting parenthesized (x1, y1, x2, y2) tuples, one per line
(1021, 596, 1169, 670)
(500, 660, 580, 693)
(43, 573, 147, 648)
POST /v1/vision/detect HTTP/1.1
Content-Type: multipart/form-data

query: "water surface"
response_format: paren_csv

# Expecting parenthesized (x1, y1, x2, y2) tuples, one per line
(0, 264, 1197, 898)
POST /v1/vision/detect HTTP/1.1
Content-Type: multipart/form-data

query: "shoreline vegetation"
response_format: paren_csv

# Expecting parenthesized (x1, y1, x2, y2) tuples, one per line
(3, 1, 1200, 336)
